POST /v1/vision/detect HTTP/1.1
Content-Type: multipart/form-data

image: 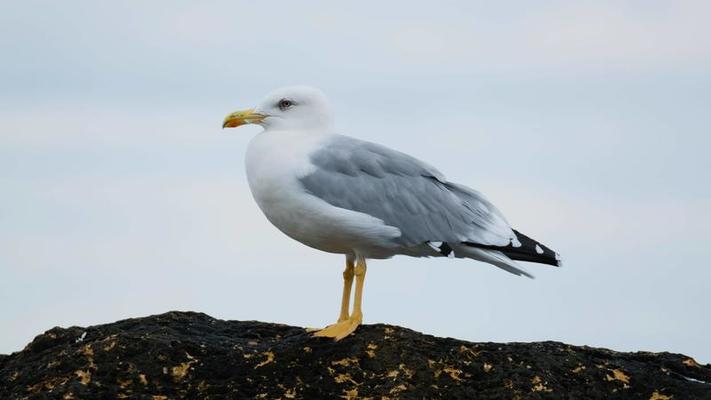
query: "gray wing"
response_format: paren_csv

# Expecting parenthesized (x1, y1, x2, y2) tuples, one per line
(299, 135, 517, 248)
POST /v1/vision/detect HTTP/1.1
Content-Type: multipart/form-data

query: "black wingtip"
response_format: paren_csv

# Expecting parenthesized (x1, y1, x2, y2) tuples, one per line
(509, 229, 561, 267)
(464, 230, 561, 267)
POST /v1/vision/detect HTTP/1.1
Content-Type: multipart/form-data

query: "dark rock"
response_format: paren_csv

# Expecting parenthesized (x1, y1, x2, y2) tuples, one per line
(1, 311, 709, 399)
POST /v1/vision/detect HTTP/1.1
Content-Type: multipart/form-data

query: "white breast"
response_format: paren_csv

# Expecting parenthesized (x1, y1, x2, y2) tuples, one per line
(245, 130, 400, 257)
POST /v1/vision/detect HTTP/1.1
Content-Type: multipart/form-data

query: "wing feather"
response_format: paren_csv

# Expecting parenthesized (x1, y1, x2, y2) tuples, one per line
(299, 135, 516, 248)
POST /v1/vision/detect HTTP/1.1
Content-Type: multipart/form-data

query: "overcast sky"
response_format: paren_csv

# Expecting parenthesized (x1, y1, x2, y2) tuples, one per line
(2, 1, 710, 363)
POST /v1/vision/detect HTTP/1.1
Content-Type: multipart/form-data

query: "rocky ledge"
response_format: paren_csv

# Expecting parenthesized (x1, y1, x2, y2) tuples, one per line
(1, 311, 709, 399)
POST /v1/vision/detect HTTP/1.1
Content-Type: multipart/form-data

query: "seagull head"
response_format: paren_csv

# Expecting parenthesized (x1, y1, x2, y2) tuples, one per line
(223, 85, 334, 132)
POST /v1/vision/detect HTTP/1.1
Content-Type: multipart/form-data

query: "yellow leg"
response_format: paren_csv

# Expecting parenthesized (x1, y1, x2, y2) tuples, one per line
(350, 258, 366, 324)
(338, 259, 355, 322)
(314, 256, 367, 340)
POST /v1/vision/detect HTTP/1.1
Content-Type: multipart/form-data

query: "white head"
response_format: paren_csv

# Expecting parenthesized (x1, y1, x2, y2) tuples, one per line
(223, 85, 334, 132)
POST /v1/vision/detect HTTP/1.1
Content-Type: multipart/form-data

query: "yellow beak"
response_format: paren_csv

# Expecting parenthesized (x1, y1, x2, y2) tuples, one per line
(222, 108, 267, 128)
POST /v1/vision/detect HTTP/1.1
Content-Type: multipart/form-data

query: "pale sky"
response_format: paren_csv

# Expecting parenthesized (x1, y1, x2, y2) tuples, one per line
(1, 1, 710, 362)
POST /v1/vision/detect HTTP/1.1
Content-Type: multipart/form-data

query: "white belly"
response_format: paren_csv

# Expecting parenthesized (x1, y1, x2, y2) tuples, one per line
(244, 131, 401, 258)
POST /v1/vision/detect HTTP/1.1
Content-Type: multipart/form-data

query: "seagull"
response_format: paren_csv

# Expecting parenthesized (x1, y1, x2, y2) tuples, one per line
(223, 86, 560, 340)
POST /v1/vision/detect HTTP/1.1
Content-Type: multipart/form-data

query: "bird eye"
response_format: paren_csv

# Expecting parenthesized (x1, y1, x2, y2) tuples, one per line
(278, 99, 293, 111)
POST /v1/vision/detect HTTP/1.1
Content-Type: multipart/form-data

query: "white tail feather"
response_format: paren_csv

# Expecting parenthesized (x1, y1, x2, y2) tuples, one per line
(452, 245, 534, 279)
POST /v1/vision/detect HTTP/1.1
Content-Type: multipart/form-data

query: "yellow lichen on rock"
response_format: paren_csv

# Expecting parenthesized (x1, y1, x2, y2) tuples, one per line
(428, 359, 442, 379)
(366, 342, 378, 358)
(79, 344, 94, 357)
(649, 390, 672, 400)
(459, 345, 480, 359)
(284, 387, 297, 398)
(334, 373, 357, 384)
(75, 369, 91, 385)
(171, 353, 198, 381)
(443, 367, 463, 381)
(254, 351, 275, 368)
(102, 339, 117, 352)
(332, 357, 359, 367)
(399, 363, 414, 379)
(341, 388, 359, 400)
(117, 378, 132, 388)
(683, 358, 699, 367)
(76, 344, 98, 372)
(171, 363, 192, 381)
(531, 376, 553, 393)
(605, 368, 630, 388)
(389, 384, 408, 394)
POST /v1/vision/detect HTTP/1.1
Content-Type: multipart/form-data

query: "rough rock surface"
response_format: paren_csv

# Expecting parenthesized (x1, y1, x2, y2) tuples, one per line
(1, 311, 710, 399)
